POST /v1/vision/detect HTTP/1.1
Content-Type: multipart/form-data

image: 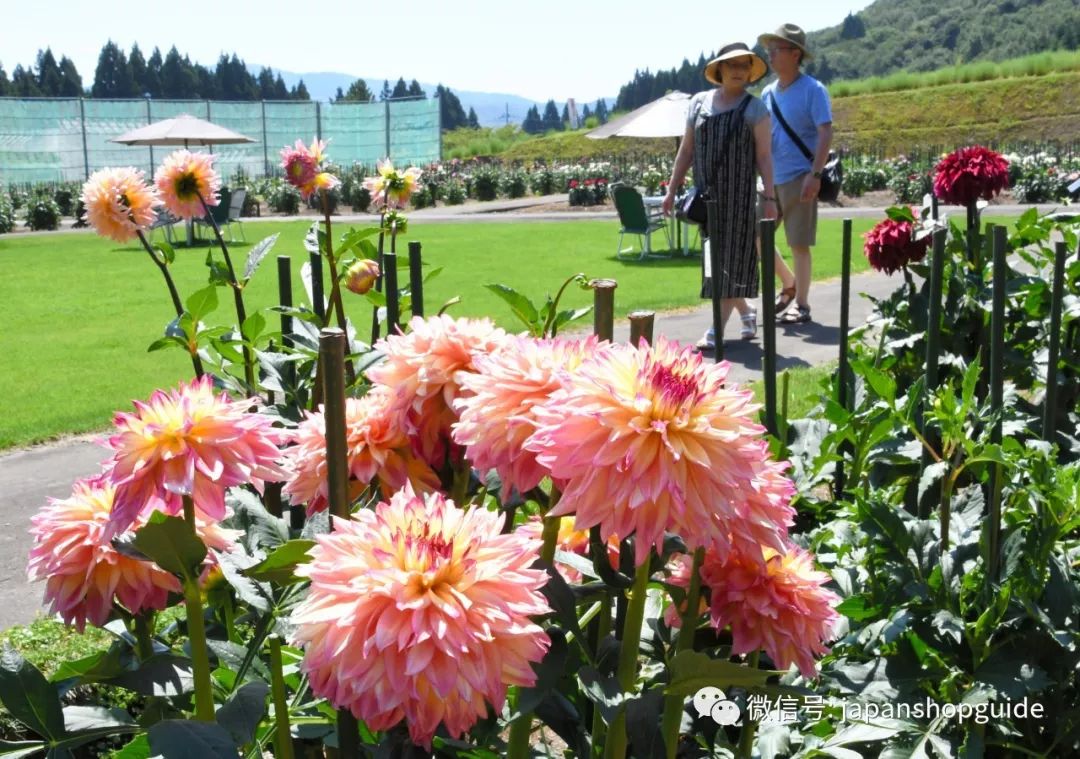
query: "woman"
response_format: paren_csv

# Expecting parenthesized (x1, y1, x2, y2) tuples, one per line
(661, 42, 777, 351)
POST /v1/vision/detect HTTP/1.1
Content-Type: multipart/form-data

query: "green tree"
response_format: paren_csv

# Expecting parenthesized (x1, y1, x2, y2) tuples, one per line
(561, 103, 571, 127)
(840, 12, 866, 40)
(467, 106, 480, 128)
(216, 54, 257, 100)
(0, 63, 9, 96)
(434, 84, 467, 130)
(380, 79, 392, 100)
(594, 98, 608, 124)
(521, 104, 543, 134)
(11, 64, 41, 97)
(35, 49, 63, 96)
(128, 44, 148, 96)
(407, 79, 425, 98)
(57, 56, 83, 97)
(292, 79, 310, 100)
(391, 77, 409, 98)
(273, 74, 289, 99)
(144, 48, 163, 98)
(257, 67, 277, 99)
(91, 40, 135, 98)
(341, 78, 374, 102)
(159, 46, 198, 98)
(541, 99, 563, 131)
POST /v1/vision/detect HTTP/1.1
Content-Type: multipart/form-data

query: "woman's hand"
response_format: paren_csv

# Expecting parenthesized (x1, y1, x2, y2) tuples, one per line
(761, 198, 779, 220)
(660, 190, 676, 217)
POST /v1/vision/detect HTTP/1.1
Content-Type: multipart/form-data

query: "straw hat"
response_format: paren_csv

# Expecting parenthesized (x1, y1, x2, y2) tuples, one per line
(704, 42, 769, 85)
(758, 23, 813, 61)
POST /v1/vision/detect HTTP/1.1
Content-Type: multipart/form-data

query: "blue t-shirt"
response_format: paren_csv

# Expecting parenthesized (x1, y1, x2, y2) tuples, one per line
(761, 74, 832, 185)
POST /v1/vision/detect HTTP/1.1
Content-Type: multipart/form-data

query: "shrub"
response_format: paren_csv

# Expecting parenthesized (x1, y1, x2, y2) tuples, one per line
(53, 185, 76, 216)
(443, 180, 467, 205)
(502, 169, 528, 199)
(0, 196, 15, 233)
(25, 196, 61, 231)
(266, 180, 301, 214)
(530, 168, 557, 195)
(887, 165, 933, 204)
(411, 185, 433, 209)
(471, 166, 501, 201)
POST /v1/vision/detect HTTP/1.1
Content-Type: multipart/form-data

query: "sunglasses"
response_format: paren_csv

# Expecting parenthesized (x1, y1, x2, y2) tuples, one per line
(767, 45, 797, 56)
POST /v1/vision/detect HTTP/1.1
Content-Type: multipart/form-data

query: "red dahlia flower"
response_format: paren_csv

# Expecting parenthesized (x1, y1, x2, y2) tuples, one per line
(933, 145, 1009, 206)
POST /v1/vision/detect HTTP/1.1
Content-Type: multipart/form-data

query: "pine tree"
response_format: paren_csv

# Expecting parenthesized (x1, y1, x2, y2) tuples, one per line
(380, 79, 392, 101)
(292, 79, 310, 100)
(128, 44, 148, 97)
(541, 100, 563, 131)
(342, 78, 373, 101)
(581, 103, 592, 121)
(406, 79, 425, 98)
(391, 77, 409, 99)
(467, 107, 480, 128)
(273, 74, 289, 99)
(434, 84, 467, 130)
(36, 49, 63, 96)
(594, 98, 608, 124)
(521, 105, 543, 134)
(0, 64, 9, 97)
(334, 86, 345, 102)
(11, 65, 41, 97)
(561, 103, 571, 128)
(195, 58, 218, 99)
(57, 56, 83, 97)
(257, 67, 277, 99)
(145, 48, 163, 98)
(91, 40, 135, 98)
(160, 46, 198, 98)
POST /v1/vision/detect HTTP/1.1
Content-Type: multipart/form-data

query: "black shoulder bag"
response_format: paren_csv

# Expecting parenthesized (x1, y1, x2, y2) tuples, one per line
(766, 93, 842, 204)
(677, 94, 752, 226)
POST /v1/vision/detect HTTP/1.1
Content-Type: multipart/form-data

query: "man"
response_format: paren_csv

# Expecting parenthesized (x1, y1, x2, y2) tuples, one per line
(759, 23, 833, 324)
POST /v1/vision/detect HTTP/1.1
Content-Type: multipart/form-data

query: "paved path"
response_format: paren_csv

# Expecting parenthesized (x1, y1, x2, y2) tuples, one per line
(2, 195, 1054, 629)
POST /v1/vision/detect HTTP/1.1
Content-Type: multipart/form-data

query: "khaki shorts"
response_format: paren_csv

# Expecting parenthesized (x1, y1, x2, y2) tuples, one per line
(776, 174, 818, 248)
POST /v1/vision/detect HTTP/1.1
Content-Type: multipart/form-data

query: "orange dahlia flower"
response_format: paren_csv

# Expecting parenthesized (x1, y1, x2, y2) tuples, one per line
(154, 149, 221, 220)
(80, 167, 162, 243)
(104, 376, 285, 536)
(291, 485, 551, 748)
(526, 337, 795, 566)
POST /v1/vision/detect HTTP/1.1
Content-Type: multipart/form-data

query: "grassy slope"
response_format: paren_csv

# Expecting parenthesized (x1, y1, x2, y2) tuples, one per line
(0, 217, 883, 449)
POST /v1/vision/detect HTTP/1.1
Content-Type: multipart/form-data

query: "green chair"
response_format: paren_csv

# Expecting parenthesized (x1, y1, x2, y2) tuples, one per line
(611, 183, 671, 260)
(194, 187, 232, 241)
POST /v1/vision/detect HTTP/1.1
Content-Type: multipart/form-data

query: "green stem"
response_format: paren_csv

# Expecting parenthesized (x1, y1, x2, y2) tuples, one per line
(197, 192, 254, 390)
(136, 231, 204, 378)
(604, 559, 652, 759)
(736, 651, 762, 759)
(539, 487, 563, 564)
(505, 691, 533, 759)
(450, 458, 471, 506)
(132, 611, 156, 661)
(590, 602, 613, 753)
(660, 548, 705, 758)
(319, 190, 355, 387)
(181, 496, 214, 722)
(269, 635, 295, 759)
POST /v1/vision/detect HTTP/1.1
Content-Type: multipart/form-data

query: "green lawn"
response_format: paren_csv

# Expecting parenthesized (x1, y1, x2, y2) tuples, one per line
(0, 216, 883, 449)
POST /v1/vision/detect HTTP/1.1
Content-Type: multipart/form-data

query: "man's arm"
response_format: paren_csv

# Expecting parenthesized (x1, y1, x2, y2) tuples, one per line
(801, 122, 833, 202)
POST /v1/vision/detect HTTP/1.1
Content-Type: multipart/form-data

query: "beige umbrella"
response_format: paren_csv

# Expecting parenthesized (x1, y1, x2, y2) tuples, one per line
(586, 91, 691, 139)
(111, 113, 255, 148)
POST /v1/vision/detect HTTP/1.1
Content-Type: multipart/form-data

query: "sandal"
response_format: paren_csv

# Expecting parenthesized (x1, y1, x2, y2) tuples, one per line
(740, 308, 757, 340)
(694, 329, 716, 352)
(779, 304, 812, 324)
(775, 286, 796, 315)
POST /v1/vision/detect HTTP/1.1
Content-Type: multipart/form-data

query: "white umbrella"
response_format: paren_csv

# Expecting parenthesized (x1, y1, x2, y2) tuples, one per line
(111, 113, 255, 148)
(586, 91, 691, 139)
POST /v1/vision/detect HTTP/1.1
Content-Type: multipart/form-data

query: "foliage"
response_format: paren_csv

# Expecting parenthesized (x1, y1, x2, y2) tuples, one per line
(24, 196, 61, 231)
(501, 169, 528, 199)
(886, 157, 935, 204)
(0, 195, 14, 234)
(443, 180, 467, 205)
(471, 166, 501, 201)
(264, 180, 301, 214)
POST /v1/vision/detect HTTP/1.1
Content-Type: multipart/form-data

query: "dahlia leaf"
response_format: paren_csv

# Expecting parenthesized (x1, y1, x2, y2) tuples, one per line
(664, 650, 771, 696)
(147, 720, 236, 759)
(131, 513, 208, 582)
(886, 206, 916, 223)
(185, 285, 219, 324)
(0, 741, 45, 759)
(242, 234, 279, 283)
(242, 539, 316, 585)
(216, 682, 269, 747)
(484, 284, 540, 333)
(0, 647, 64, 741)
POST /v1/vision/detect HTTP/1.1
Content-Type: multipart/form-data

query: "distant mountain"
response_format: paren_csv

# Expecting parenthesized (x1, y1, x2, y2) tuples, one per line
(253, 67, 612, 128)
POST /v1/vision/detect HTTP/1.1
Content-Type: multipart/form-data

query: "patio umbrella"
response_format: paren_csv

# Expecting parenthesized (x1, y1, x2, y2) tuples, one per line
(111, 113, 255, 148)
(585, 91, 691, 139)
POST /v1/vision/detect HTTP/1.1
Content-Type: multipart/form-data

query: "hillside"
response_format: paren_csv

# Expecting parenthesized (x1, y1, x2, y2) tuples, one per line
(807, 0, 1079, 83)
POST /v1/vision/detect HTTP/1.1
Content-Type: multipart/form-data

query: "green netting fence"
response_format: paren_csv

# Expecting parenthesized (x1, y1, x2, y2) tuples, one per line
(0, 97, 441, 185)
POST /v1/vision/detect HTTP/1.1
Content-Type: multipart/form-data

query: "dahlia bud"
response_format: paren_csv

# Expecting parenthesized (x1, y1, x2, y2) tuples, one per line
(344, 259, 380, 295)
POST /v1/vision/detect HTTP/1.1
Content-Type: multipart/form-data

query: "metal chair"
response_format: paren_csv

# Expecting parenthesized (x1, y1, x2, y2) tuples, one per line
(148, 209, 179, 245)
(226, 188, 247, 242)
(194, 187, 232, 242)
(610, 183, 671, 260)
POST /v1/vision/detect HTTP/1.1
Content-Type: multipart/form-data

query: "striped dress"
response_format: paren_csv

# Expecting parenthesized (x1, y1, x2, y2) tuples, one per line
(692, 93, 759, 299)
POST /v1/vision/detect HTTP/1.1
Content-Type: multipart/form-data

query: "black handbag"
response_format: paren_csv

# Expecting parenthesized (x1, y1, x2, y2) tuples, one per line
(766, 93, 843, 204)
(676, 187, 707, 225)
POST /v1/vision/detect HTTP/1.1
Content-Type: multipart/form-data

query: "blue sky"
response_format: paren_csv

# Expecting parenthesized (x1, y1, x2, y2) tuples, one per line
(4, 0, 870, 101)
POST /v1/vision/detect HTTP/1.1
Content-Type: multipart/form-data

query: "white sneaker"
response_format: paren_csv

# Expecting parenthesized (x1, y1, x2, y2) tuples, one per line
(740, 309, 758, 340)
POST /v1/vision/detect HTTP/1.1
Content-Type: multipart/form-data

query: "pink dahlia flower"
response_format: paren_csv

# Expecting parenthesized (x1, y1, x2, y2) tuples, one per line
(862, 215, 931, 275)
(281, 387, 440, 515)
(104, 376, 286, 536)
(453, 336, 596, 499)
(700, 543, 840, 677)
(367, 314, 510, 470)
(80, 167, 162, 243)
(291, 485, 551, 748)
(933, 145, 1009, 206)
(154, 149, 221, 220)
(280, 141, 318, 192)
(27, 476, 238, 632)
(662, 552, 709, 629)
(526, 337, 795, 566)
